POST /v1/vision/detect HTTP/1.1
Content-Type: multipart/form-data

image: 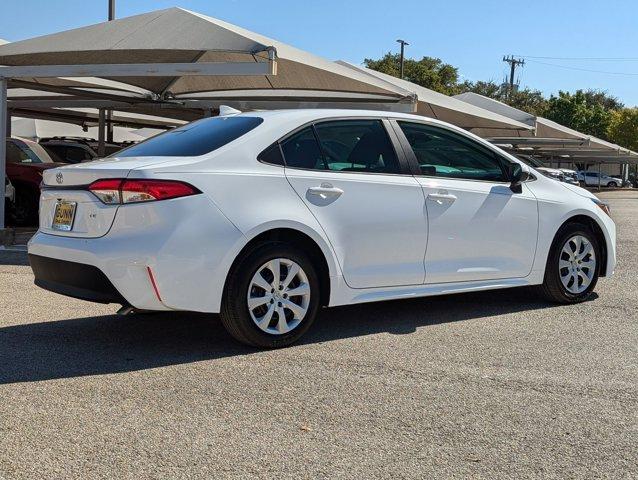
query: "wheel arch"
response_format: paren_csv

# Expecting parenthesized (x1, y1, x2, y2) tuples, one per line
(224, 224, 338, 307)
(553, 214, 609, 277)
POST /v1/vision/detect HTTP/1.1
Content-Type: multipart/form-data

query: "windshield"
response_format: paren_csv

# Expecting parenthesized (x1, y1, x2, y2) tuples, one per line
(113, 116, 264, 158)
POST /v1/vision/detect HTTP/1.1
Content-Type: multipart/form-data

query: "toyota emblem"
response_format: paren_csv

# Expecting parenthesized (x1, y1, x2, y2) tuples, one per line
(56, 172, 63, 184)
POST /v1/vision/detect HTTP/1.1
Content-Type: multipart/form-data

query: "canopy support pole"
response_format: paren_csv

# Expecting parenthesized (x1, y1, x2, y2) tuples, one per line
(598, 162, 602, 191)
(0, 78, 7, 230)
(98, 108, 106, 157)
(106, 110, 113, 144)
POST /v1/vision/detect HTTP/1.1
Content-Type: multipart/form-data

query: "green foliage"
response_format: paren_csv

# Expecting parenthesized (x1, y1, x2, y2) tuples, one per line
(363, 53, 460, 95)
(607, 108, 638, 151)
(543, 90, 613, 139)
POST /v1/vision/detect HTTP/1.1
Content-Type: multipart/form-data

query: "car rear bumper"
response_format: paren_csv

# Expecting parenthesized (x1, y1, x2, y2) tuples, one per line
(28, 193, 245, 313)
(29, 254, 127, 305)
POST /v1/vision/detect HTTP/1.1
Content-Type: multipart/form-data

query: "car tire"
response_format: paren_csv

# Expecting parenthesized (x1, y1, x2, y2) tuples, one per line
(607, 182, 617, 188)
(539, 223, 600, 304)
(220, 242, 321, 348)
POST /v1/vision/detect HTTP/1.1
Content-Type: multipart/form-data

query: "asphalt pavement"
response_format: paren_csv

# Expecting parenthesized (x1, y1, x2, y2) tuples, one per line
(0, 190, 636, 479)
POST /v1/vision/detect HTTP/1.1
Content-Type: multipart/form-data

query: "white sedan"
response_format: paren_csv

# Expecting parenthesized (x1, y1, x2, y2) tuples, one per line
(28, 109, 616, 347)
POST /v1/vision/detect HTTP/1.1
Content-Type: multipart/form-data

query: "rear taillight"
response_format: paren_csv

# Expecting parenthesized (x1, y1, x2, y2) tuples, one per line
(89, 179, 122, 204)
(88, 179, 200, 205)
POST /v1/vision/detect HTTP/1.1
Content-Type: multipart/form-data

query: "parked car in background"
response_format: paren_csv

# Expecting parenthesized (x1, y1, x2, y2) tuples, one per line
(6, 137, 65, 226)
(40, 137, 98, 164)
(40, 137, 124, 163)
(559, 168, 580, 186)
(516, 155, 565, 182)
(29, 109, 616, 348)
(577, 171, 623, 188)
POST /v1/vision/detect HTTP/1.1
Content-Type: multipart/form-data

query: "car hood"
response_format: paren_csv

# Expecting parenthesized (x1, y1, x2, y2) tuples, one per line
(560, 181, 597, 199)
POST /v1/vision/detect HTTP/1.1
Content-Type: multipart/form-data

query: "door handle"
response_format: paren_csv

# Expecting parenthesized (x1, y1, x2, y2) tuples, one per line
(427, 192, 457, 204)
(308, 183, 344, 199)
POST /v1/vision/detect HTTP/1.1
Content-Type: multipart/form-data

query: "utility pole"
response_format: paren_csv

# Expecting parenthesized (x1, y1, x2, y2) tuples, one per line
(108, 0, 115, 21)
(502, 55, 525, 96)
(396, 39, 409, 79)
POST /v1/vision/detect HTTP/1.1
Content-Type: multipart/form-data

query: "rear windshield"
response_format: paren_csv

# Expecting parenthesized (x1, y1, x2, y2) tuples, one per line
(113, 116, 264, 157)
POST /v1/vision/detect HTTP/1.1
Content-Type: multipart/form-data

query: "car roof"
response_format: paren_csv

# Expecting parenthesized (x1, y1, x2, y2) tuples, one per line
(233, 108, 453, 126)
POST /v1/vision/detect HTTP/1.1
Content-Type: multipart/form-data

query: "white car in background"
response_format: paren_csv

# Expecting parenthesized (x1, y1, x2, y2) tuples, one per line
(28, 109, 616, 348)
(578, 171, 623, 188)
(559, 168, 580, 186)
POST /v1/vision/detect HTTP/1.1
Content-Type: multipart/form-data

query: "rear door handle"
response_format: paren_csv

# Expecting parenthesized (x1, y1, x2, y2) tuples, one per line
(427, 192, 457, 204)
(308, 183, 344, 199)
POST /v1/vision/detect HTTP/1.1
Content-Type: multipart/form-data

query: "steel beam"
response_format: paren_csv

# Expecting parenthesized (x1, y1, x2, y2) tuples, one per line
(0, 78, 6, 228)
(0, 61, 276, 79)
(98, 108, 106, 157)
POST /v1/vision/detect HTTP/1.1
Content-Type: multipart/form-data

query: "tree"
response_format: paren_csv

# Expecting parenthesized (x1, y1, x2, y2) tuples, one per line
(582, 89, 624, 111)
(364, 53, 460, 95)
(543, 90, 613, 139)
(607, 108, 638, 151)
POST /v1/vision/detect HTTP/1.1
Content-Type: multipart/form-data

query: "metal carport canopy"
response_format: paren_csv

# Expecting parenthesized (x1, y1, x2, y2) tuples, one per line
(0, 7, 425, 229)
(336, 62, 534, 133)
(454, 92, 637, 154)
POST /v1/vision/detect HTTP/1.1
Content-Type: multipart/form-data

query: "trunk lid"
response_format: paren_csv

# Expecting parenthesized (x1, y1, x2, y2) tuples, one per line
(40, 156, 168, 238)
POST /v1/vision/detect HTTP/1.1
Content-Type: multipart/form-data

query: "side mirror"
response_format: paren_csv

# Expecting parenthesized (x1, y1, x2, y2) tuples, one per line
(508, 163, 523, 193)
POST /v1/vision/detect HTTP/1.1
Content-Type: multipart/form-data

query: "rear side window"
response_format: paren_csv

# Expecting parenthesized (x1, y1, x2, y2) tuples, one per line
(280, 120, 400, 174)
(398, 121, 507, 182)
(258, 143, 285, 166)
(313, 120, 400, 174)
(114, 116, 264, 157)
(280, 127, 324, 170)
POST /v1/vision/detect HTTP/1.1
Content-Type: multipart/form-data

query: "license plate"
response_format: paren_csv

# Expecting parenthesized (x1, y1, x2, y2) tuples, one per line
(52, 201, 77, 231)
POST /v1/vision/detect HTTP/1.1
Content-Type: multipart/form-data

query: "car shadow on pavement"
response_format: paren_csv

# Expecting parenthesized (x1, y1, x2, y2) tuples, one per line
(0, 287, 597, 384)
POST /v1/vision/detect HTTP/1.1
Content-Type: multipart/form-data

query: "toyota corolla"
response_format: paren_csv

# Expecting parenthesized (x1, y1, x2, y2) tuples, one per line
(28, 109, 616, 347)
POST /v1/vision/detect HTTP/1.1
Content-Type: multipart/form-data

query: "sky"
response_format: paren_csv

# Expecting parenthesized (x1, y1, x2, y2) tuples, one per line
(1, 0, 637, 106)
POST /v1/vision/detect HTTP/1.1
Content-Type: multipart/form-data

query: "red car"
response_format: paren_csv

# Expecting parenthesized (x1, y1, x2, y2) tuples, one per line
(6, 137, 64, 226)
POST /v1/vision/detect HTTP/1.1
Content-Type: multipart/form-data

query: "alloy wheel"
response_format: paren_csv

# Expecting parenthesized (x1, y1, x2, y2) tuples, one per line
(559, 235, 596, 294)
(247, 258, 311, 335)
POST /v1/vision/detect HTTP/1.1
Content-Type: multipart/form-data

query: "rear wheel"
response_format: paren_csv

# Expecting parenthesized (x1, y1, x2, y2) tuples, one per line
(220, 243, 320, 348)
(540, 223, 599, 303)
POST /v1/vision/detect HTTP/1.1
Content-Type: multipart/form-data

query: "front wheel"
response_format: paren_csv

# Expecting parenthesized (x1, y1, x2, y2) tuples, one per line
(540, 223, 600, 303)
(220, 243, 320, 348)
(607, 182, 618, 188)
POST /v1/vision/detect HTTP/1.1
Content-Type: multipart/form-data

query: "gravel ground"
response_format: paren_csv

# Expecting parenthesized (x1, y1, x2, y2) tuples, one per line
(0, 191, 636, 479)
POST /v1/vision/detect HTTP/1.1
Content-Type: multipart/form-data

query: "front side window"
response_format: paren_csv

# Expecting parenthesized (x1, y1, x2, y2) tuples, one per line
(398, 121, 507, 182)
(114, 116, 264, 157)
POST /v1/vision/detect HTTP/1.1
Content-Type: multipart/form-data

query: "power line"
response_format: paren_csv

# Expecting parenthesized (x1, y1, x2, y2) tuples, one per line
(526, 59, 638, 76)
(515, 55, 638, 61)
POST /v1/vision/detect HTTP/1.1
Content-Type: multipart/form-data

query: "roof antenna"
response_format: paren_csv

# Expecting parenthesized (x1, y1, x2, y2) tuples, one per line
(219, 105, 242, 116)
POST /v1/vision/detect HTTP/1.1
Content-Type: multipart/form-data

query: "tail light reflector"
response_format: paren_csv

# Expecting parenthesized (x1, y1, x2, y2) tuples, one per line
(88, 179, 200, 204)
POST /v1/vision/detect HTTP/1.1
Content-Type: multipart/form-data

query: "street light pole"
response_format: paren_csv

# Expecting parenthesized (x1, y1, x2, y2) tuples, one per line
(396, 39, 409, 79)
(108, 0, 115, 21)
